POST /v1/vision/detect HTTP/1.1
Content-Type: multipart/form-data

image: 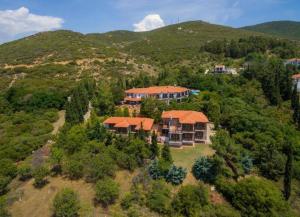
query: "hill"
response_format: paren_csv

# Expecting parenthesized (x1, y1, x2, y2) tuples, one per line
(0, 21, 263, 66)
(241, 21, 300, 41)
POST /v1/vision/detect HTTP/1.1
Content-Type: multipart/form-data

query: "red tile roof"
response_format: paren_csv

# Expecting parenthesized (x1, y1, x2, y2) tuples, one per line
(125, 86, 189, 95)
(103, 117, 154, 131)
(162, 110, 209, 124)
(292, 73, 300, 79)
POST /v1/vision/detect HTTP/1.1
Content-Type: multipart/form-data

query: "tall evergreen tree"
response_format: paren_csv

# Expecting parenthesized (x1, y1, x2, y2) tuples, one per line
(284, 144, 293, 200)
(291, 84, 298, 110)
(293, 93, 299, 122)
(161, 145, 173, 164)
(150, 132, 159, 159)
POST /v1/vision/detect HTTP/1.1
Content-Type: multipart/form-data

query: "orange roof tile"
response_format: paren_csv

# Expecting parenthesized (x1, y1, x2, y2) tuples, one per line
(125, 86, 189, 95)
(162, 110, 209, 124)
(103, 117, 154, 131)
(287, 58, 300, 62)
(292, 73, 300, 79)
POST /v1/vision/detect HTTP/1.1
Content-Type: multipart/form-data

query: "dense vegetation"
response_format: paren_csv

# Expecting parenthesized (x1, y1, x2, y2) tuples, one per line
(242, 21, 300, 41)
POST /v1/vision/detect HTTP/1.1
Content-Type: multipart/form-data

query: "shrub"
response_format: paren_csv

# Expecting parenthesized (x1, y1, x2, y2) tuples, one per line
(53, 188, 80, 217)
(172, 184, 209, 217)
(146, 180, 171, 214)
(0, 177, 10, 195)
(95, 178, 119, 207)
(33, 166, 50, 188)
(18, 164, 32, 181)
(63, 158, 83, 180)
(148, 159, 163, 180)
(0, 159, 17, 179)
(165, 165, 187, 185)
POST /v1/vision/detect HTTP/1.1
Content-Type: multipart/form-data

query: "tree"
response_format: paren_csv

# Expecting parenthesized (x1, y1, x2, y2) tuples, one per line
(63, 158, 84, 180)
(231, 177, 290, 217)
(85, 153, 116, 182)
(140, 98, 167, 122)
(50, 147, 64, 174)
(161, 145, 173, 164)
(291, 84, 298, 110)
(33, 166, 49, 188)
(240, 155, 253, 174)
(95, 178, 119, 207)
(146, 180, 171, 214)
(165, 165, 187, 185)
(284, 144, 293, 200)
(172, 184, 209, 217)
(192, 156, 223, 183)
(150, 132, 159, 159)
(148, 159, 163, 180)
(53, 188, 80, 217)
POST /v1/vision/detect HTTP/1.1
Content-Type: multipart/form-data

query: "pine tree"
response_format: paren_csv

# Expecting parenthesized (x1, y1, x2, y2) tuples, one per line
(291, 84, 298, 110)
(284, 144, 293, 200)
(150, 132, 159, 159)
(293, 93, 299, 122)
(161, 145, 172, 164)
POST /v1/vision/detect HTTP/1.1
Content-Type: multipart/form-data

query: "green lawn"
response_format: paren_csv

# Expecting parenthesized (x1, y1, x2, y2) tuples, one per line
(170, 144, 215, 170)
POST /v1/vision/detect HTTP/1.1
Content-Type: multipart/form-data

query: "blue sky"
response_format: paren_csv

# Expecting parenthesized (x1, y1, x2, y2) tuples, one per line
(0, 0, 299, 43)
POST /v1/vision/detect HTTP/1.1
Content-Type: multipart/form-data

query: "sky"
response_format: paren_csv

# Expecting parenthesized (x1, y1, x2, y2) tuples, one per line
(0, 0, 299, 43)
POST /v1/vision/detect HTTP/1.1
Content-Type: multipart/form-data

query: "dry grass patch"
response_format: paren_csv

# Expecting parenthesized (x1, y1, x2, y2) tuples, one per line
(8, 176, 101, 217)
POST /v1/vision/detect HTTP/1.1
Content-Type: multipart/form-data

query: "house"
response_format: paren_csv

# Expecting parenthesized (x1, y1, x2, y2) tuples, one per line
(214, 65, 226, 73)
(124, 86, 190, 105)
(292, 73, 300, 92)
(160, 110, 210, 147)
(103, 117, 154, 135)
(285, 58, 300, 67)
(214, 65, 237, 74)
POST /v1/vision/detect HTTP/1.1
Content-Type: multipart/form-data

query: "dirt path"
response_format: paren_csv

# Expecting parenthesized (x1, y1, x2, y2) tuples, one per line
(51, 110, 66, 135)
(84, 102, 93, 122)
(31, 110, 65, 168)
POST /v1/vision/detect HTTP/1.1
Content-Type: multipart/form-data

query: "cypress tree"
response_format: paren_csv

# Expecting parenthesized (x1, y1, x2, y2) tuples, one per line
(150, 132, 159, 159)
(291, 84, 298, 110)
(293, 93, 299, 123)
(161, 145, 173, 164)
(284, 144, 293, 200)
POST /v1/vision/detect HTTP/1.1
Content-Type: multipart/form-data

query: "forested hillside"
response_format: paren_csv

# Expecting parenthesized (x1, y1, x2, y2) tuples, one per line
(1, 20, 300, 217)
(242, 21, 300, 41)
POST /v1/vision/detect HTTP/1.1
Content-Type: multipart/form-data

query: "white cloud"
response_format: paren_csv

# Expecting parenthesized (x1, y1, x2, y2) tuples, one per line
(133, 14, 165, 32)
(0, 7, 63, 43)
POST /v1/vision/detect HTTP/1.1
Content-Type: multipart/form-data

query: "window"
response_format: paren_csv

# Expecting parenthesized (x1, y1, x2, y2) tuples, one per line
(195, 123, 206, 130)
(170, 134, 180, 141)
(195, 132, 204, 140)
(182, 133, 193, 141)
(182, 124, 193, 131)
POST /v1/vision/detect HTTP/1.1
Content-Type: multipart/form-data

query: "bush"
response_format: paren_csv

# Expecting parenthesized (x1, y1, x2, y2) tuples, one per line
(53, 188, 80, 217)
(95, 178, 119, 207)
(0, 159, 17, 179)
(63, 158, 83, 180)
(146, 180, 171, 214)
(192, 156, 222, 183)
(231, 177, 290, 217)
(165, 165, 187, 185)
(0, 197, 10, 217)
(0, 177, 10, 195)
(18, 164, 32, 181)
(172, 184, 209, 217)
(33, 166, 50, 188)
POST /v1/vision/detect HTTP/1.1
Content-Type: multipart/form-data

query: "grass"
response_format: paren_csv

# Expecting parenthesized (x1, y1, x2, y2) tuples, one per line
(171, 143, 215, 170)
